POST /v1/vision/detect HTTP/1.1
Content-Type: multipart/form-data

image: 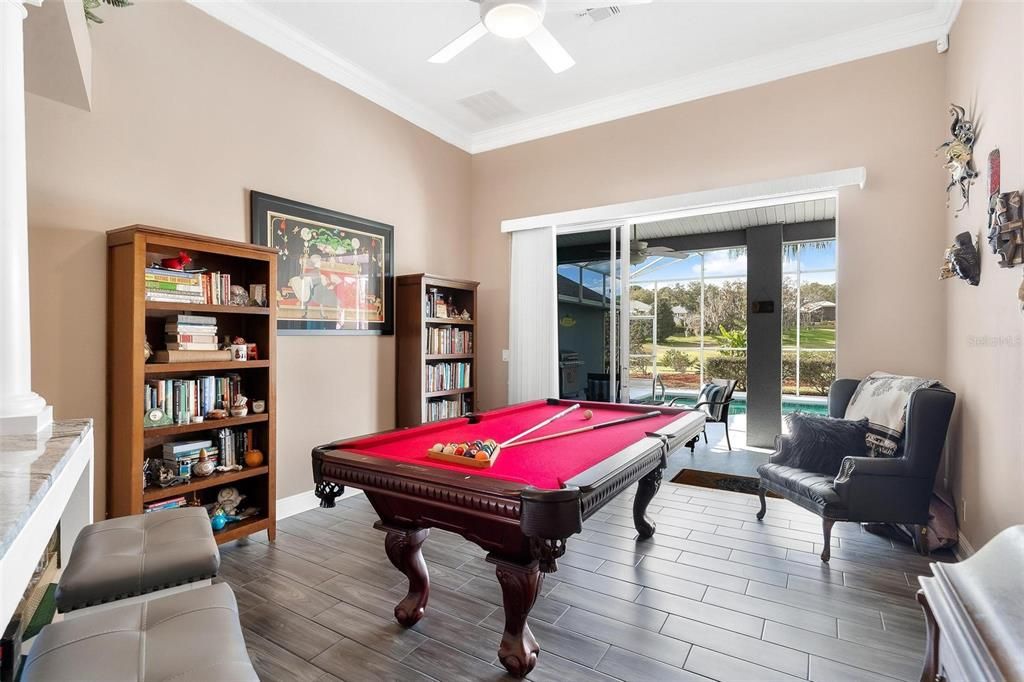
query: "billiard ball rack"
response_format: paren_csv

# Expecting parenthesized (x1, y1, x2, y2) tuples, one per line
(426, 442, 501, 468)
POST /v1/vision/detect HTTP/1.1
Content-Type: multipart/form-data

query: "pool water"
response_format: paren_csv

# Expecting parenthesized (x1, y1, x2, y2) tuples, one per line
(635, 395, 829, 416)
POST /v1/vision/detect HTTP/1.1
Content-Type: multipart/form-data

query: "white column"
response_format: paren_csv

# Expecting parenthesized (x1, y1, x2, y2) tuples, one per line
(0, 0, 51, 435)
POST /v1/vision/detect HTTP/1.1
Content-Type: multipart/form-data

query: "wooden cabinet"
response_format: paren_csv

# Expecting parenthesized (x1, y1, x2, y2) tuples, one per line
(395, 274, 478, 427)
(106, 225, 276, 543)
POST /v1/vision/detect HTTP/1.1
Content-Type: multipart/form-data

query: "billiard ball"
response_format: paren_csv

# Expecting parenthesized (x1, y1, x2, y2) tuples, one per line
(431, 443, 444, 453)
(442, 444, 456, 455)
(474, 451, 489, 461)
(454, 446, 466, 456)
(582, 409, 593, 420)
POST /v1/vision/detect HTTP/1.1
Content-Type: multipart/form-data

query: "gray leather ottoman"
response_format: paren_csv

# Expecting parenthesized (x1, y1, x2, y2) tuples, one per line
(55, 507, 219, 612)
(22, 583, 258, 682)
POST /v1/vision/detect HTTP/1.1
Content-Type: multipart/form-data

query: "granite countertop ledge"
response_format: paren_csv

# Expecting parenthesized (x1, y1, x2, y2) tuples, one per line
(0, 419, 94, 556)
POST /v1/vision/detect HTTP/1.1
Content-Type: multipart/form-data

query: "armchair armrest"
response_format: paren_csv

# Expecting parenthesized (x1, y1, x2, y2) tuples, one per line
(834, 455, 910, 482)
(693, 399, 733, 409)
(833, 455, 930, 523)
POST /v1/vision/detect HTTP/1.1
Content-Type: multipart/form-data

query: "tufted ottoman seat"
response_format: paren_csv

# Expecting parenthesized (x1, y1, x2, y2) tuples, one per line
(21, 583, 257, 682)
(55, 507, 219, 613)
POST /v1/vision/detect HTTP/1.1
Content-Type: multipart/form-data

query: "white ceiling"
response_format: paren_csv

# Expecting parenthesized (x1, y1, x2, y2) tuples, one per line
(190, 1, 960, 153)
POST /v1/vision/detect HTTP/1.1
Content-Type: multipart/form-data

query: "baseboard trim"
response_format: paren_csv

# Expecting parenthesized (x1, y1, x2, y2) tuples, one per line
(953, 531, 976, 561)
(277, 488, 363, 519)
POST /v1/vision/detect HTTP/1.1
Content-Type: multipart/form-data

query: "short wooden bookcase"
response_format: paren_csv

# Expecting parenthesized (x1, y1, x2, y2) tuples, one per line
(106, 225, 276, 543)
(395, 274, 479, 427)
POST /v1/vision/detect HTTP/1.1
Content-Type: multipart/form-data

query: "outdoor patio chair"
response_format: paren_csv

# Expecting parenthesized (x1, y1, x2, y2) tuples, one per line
(669, 378, 738, 450)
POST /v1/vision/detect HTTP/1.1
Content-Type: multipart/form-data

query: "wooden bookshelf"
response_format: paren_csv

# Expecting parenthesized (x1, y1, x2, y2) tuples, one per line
(107, 225, 276, 543)
(396, 274, 479, 427)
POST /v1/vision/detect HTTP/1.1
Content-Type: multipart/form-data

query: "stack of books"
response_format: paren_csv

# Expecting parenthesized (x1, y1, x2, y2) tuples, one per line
(154, 314, 231, 363)
(144, 373, 242, 425)
(145, 267, 204, 304)
(426, 326, 472, 354)
(162, 440, 220, 478)
(426, 361, 471, 392)
(215, 427, 250, 468)
(425, 394, 472, 422)
(144, 496, 187, 513)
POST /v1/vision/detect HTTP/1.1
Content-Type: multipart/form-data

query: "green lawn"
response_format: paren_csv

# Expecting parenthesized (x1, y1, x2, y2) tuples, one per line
(637, 323, 834, 353)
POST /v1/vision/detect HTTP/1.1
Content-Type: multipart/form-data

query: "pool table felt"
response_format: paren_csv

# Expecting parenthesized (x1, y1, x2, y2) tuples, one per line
(339, 401, 690, 490)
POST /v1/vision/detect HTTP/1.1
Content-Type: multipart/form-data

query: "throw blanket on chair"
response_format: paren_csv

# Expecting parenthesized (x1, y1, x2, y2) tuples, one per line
(844, 371, 940, 457)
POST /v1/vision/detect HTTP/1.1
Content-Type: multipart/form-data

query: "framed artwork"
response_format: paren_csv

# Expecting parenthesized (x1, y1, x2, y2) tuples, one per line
(250, 191, 394, 335)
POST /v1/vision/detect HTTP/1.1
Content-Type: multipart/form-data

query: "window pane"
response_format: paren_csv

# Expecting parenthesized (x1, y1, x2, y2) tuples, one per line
(782, 275, 798, 349)
(557, 264, 581, 298)
(798, 272, 836, 349)
(798, 351, 836, 397)
(704, 349, 746, 392)
(701, 248, 746, 277)
(783, 244, 799, 273)
(631, 254, 700, 282)
(782, 351, 798, 395)
(798, 240, 837, 270)
(629, 284, 655, 317)
(703, 277, 747, 347)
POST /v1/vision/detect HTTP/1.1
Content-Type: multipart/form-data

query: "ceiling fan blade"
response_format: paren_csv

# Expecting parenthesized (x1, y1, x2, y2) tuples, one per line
(428, 22, 488, 64)
(547, 0, 652, 11)
(524, 24, 575, 73)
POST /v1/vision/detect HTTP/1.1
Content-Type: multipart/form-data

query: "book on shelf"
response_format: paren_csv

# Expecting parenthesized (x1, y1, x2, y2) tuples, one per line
(215, 427, 250, 468)
(425, 326, 472, 354)
(165, 334, 218, 344)
(152, 349, 232, 363)
(425, 361, 472, 392)
(144, 374, 243, 426)
(426, 394, 472, 422)
(162, 448, 220, 478)
(165, 342, 220, 351)
(144, 496, 187, 513)
(143, 268, 235, 305)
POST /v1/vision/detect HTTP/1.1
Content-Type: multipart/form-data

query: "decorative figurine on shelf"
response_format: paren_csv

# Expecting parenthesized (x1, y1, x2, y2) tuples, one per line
(940, 231, 981, 286)
(191, 448, 215, 478)
(230, 393, 248, 417)
(210, 510, 240, 532)
(217, 487, 245, 516)
(206, 408, 228, 420)
(246, 342, 258, 360)
(230, 336, 248, 362)
(249, 284, 268, 307)
(229, 285, 250, 307)
(143, 337, 153, 363)
(144, 458, 186, 489)
(252, 400, 265, 414)
(244, 447, 264, 468)
(460, 309, 472, 321)
(160, 250, 193, 270)
(937, 104, 979, 216)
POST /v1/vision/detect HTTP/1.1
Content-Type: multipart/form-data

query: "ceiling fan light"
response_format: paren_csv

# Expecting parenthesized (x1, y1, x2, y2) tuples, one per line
(482, 1, 543, 39)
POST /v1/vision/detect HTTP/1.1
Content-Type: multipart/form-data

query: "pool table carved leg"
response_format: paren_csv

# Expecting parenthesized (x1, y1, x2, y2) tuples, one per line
(383, 527, 430, 626)
(634, 466, 663, 539)
(491, 557, 542, 678)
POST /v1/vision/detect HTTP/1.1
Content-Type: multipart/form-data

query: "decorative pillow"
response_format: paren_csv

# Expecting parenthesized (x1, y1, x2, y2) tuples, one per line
(777, 412, 870, 476)
(696, 383, 723, 420)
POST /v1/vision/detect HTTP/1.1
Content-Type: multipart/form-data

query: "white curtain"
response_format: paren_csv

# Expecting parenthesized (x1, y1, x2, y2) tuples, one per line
(508, 226, 559, 403)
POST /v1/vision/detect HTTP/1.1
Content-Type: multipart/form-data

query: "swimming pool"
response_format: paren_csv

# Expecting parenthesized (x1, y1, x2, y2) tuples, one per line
(635, 394, 828, 416)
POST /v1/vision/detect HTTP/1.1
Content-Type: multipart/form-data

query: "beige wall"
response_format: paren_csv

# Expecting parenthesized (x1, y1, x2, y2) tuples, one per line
(470, 45, 949, 413)
(942, 0, 1024, 549)
(25, 1, 472, 512)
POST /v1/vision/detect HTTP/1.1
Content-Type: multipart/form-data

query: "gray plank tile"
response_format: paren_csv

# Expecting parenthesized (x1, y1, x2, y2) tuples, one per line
(702, 586, 837, 636)
(480, 609, 611, 668)
(242, 628, 332, 682)
(745, 580, 883, 627)
(808, 655, 905, 682)
(676, 551, 789, 587)
(311, 638, 435, 682)
(253, 548, 340, 588)
(242, 570, 339, 618)
(838, 619, 925, 657)
(314, 600, 428, 660)
(597, 560, 707, 600)
(241, 603, 341, 661)
(554, 606, 690, 667)
(315, 573, 400, 620)
(527, 652, 620, 682)
(598, 645, 711, 682)
(661, 614, 808, 677)
(635, 588, 764, 638)
(400, 640, 508, 682)
(763, 620, 920, 681)
(687, 530, 791, 559)
(396, 581, 498, 624)
(683, 645, 805, 681)
(547, 582, 669, 631)
(457, 576, 567, 624)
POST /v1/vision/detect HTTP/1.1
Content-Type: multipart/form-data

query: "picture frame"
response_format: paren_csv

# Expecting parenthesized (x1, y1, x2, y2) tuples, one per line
(250, 191, 394, 335)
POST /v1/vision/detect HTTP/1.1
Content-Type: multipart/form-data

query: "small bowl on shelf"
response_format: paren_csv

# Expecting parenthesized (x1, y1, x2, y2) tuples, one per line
(230, 406, 248, 418)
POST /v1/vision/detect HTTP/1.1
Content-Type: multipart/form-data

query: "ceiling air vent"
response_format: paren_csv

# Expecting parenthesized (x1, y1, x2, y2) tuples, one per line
(578, 6, 621, 23)
(456, 90, 522, 122)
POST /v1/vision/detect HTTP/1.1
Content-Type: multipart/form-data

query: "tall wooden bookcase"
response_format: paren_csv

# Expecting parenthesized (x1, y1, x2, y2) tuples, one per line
(396, 274, 479, 427)
(107, 226, 276, 543)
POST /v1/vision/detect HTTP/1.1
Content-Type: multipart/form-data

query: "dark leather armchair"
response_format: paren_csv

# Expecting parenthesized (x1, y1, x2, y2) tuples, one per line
(669, 378, 738, 450)
(756, 378, 955, 562)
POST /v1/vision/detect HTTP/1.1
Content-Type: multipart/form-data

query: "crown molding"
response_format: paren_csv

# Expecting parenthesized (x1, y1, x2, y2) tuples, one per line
(186, 0, 473, 152)
(188, 0, 960, 155)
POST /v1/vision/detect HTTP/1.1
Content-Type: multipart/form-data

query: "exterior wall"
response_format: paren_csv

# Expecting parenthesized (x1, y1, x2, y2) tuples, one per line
(942, 0, 1024, 550)
(25, 0, 472, 513)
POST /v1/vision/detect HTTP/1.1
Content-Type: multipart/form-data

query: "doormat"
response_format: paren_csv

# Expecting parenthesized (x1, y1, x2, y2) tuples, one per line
(671, 469, 780, 498)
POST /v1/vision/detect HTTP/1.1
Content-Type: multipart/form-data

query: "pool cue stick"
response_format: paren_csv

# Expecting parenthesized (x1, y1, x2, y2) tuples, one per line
(504, 410, 663, 448)
(500, 403, 581, 447)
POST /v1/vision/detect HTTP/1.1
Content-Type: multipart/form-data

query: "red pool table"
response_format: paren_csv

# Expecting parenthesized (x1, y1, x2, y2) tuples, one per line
(311, 399, 704, 676)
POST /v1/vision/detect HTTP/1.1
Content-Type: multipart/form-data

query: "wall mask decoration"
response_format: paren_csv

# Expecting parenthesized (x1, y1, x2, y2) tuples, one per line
(937, 104, 978, 216)
(940, 232, 981, 286)
(987, 190, 1024, 267)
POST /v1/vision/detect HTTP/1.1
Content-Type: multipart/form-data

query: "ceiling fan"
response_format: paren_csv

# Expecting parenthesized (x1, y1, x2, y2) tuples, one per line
(594, 239, 680, 265)
(428, 0, 650, 74)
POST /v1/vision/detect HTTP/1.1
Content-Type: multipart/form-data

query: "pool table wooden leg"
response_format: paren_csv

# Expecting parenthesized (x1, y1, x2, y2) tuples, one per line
(633, 466, 663, 539)
(491, 557, 542, 678)
(383, 526, 430, 627)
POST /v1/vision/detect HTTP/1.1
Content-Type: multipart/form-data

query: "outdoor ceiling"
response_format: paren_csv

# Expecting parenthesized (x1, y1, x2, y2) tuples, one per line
(190, 1, 960, 152)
